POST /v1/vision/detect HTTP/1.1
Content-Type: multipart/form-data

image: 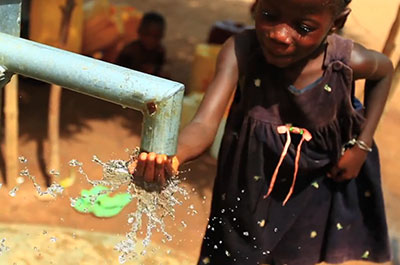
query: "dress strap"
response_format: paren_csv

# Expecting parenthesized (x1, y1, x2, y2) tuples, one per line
(323, 33, 354, 68)
(234, 28, 260, 78)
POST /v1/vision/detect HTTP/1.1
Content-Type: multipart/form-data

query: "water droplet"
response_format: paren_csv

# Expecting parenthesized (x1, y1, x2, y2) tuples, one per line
(243, 231, 249, 236)
(336, 223, 343, 230)
(16, 177, 25, 184)
(49, 169, 60, 177)
(19, 168, 30, 177)
(8, 186, 19, 197)
(262, 250, 271, 255)
(0, 238, 10, 254)
(225, 250, 231, 257)
(119, 254, 127, 264)
(70, 198, 77, 207)
(273, 227, 278, 233)
(50, 237, 57, 243)
(18, 156, 28, 163)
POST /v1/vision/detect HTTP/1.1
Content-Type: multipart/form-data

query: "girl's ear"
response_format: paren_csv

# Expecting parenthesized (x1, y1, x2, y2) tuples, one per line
(330, 8, 351, 33)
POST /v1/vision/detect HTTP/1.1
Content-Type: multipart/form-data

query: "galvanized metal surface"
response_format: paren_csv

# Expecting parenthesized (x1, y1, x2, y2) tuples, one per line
(0, 32, 184, 155)
(0, 0, 21, 134)
(0, 0, 21, 36)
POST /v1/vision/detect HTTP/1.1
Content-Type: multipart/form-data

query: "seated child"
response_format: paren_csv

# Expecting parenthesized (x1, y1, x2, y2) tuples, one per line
(116, 12, 166, 76)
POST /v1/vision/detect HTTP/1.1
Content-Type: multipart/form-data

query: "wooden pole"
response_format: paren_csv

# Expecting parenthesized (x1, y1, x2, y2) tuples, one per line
(4, 75, 19, 187)
(382, 4, 400, 100)
(48, 84, 62, 173)
(47, 0, 76, 175)
(382, 4, 400, 57)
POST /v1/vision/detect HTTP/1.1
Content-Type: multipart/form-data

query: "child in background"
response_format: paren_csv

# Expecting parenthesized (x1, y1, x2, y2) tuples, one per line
(116, 12, 166, 76)
(130, 0, 393, 264)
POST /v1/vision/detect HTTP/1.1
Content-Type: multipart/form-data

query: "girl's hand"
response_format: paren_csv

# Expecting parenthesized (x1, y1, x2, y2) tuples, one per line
(128, 152, 179, 185)
(328, 146, 368, 182)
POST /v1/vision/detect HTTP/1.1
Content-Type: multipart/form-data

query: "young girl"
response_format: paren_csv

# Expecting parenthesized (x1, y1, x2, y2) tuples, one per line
(130, 0, 394, 264)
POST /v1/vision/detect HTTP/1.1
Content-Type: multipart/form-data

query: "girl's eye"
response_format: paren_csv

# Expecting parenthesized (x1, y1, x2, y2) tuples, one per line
(297, 24, 315, 34)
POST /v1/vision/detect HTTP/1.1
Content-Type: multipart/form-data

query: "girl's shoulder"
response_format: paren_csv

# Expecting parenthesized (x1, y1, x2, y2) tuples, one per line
(324, 34, 393, 81)
(347, 40, 393, 80)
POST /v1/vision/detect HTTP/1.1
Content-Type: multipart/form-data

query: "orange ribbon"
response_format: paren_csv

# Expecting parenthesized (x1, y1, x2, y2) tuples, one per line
(263, 125, 312, 205)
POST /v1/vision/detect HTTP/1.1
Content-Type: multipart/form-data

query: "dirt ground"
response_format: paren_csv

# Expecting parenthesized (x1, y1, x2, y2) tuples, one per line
(1, 0, 400, 264)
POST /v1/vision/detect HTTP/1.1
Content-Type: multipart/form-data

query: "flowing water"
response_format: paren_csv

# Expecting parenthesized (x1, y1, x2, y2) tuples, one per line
(4, 150, 192, 264)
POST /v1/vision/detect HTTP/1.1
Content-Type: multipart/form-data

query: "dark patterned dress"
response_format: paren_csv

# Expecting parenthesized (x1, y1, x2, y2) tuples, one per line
(198, 30, 391, 265)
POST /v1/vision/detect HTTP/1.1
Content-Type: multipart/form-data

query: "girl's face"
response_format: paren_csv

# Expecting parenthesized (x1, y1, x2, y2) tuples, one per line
(255, 0, 339, 68)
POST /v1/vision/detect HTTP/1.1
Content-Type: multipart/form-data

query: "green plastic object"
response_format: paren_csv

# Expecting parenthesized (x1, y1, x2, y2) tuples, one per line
(73, 186, 132, 218)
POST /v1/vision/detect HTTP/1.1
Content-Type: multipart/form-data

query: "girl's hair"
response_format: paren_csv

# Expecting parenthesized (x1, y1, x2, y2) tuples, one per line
(343, 0, 352, 7)
(331, 0, 352, 14)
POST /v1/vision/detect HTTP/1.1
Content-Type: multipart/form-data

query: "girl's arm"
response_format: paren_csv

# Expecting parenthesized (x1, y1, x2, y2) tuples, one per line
(130, 37, 239, 183)
(329, 42, 394, 181)
(351, 42, 394, 146)
(176, 37, 239, 164)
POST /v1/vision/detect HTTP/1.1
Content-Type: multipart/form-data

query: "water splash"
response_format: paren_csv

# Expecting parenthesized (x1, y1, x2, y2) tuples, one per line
(15, 156, 65, 198)
(69, 150, 190, 263)
(0, 238, 10, 255)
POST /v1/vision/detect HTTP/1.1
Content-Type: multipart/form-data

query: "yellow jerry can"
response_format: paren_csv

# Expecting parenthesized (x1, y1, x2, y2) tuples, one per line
(29, 0, 84, 53)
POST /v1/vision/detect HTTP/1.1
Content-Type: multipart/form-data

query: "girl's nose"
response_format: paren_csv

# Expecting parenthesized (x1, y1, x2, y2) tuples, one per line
(269, 25, 292, 45)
